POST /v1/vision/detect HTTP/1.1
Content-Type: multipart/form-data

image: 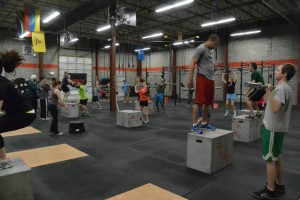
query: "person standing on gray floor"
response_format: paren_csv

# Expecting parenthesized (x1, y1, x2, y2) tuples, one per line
(27, 74, 40, 116)
(252, 63, 296, 200)
(155, 79, 166, 112)
(39, 77, 50, 120)
(48, 81, 68, 136)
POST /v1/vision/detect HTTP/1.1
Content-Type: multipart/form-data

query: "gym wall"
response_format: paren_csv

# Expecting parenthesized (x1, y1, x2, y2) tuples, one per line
(0, 24, 299, 105)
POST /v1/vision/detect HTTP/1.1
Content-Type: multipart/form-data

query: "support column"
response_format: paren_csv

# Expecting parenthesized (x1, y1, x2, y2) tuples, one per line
(38, 53, 43, 78)
(136, 60, 142, 81)
(109, 0, 117, 112)
(297, 29, 300, 105)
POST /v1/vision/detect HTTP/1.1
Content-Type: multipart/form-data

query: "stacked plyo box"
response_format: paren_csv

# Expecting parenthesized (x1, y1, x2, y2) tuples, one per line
(134, 100, 154, 114)
(61, 102, 79, 118)
(117, 110, 143, 128)
(187, 129, 233, 174)
(232, 114, 262, 143)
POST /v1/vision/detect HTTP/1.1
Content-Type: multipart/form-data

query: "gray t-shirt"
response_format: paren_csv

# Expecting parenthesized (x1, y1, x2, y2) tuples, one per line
(263, 83, 293, 132)
(193, 43, 215, 80)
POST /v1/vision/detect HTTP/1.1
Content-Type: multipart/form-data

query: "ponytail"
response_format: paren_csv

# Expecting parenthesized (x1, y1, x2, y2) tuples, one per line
(0, 50, 24, 73)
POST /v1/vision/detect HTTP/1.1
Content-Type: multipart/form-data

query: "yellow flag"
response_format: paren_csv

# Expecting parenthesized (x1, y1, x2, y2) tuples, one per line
(32, 32, 46, 52)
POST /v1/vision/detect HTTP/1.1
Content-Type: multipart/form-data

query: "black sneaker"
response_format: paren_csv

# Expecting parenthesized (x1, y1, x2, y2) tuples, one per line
(252, 188, 277, 199)
(264, 182, 285, 195)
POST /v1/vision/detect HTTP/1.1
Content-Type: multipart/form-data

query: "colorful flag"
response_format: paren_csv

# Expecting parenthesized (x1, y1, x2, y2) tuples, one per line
(24, 3, 40, 32)
(32, 32, 46, 52)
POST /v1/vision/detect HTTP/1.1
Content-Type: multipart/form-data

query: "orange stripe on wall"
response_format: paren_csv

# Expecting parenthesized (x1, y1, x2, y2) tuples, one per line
(229, 59, 299, 68)
(18, 64, 58, 69)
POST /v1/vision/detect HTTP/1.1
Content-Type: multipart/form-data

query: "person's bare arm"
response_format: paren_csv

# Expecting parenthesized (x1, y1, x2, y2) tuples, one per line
(54, 89, 68, 108)
(222, 73, 227, 84)
(233, 72, 237, 82)
(187, 57, 197, 88)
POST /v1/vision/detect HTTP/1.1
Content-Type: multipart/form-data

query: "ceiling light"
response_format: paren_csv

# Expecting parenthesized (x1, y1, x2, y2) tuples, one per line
(19, 31, 30, 38)
(184, 41, 190, 44)
(42, 11, 60, 23)
(195, 35, 200, 38)
(104, 43, 119, 49)
(173, 41, 183, 46)
(97, 25, 111, 32)
(201, 17, 235, 27)
(230, 30, 261, 37)
(142, 33, 163, 39)
(155, 0, 194, 13)
(70, 38, 79, 42)
(134, 47, 151, 52)
(190, 40, 195, 43)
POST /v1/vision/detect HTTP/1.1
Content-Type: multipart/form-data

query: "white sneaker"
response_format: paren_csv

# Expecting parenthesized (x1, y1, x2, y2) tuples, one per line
(56, 132, 63, 136)
(224, 113, 228, 117)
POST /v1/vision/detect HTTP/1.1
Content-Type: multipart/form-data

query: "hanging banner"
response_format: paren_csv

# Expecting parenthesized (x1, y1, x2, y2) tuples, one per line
(32, 32, 46, 52)
(24, 3, 40, 32)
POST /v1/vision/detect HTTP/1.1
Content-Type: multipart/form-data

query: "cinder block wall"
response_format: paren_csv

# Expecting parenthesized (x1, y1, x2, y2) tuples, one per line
(0, 25, 299, 105)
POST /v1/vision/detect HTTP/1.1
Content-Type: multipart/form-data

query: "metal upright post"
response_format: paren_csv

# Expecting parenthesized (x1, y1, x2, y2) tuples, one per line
(239, 62, 243, 110)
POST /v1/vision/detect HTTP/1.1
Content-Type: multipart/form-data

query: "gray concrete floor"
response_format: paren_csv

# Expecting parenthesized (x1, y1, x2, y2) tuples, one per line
(4, 99, 300, 200)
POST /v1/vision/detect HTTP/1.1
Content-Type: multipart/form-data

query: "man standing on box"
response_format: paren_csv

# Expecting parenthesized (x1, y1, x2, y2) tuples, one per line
(245, 62, 265, 118)
(61, 71, 73, 100)
(252, 63, 296, 200)
(187, 33, 220, 134)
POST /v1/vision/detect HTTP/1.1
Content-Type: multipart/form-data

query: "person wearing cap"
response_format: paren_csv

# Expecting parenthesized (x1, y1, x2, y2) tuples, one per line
(27, 74, 40, 116)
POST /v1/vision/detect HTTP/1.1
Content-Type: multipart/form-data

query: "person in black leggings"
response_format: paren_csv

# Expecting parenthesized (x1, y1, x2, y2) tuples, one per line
(48, 81, 68, 136)
(0, 50, 36, 170)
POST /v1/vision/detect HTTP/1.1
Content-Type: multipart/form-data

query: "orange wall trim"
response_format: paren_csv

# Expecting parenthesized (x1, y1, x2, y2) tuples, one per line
(229, 59, 299, 68)
(19, 63, 58, 69)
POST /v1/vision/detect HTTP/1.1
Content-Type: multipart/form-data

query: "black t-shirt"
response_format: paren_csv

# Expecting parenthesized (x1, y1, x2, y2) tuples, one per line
(226, 81, 236, 94)
(62, 75, 69, 86)
(0, 76, 33, 114)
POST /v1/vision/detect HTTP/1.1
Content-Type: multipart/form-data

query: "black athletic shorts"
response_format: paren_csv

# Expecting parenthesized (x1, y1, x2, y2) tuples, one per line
(80, 99, 88, 105)
(140, 101, 148, 107)
(61, 85, 70, 93)
(249, 88, 266, 102)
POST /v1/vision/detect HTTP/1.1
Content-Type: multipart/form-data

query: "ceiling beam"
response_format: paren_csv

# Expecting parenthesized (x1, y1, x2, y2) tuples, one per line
(45, 0, 110, 32)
